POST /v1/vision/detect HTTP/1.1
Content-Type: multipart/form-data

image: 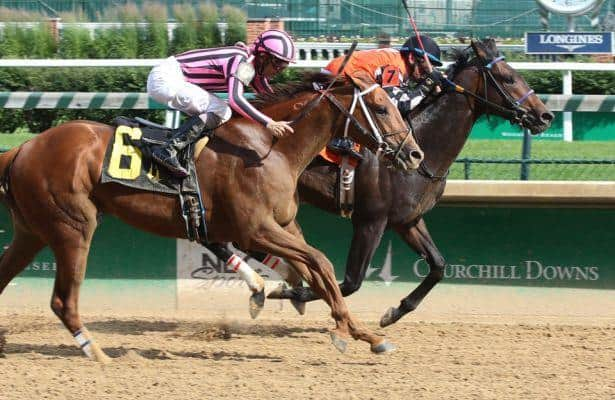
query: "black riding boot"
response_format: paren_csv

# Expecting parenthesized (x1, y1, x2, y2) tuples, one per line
(152, 113, 221, 177)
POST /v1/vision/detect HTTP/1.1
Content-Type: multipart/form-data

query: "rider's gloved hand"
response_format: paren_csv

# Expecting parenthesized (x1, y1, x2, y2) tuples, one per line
(427, 69, 444, 85)
(419, 69, 446, 95)
(266, 120, 294, 138)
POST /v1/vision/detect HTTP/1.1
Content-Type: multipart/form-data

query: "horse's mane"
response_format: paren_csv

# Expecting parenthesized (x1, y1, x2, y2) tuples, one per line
(410, 47, 479, 119)
(252, 72, 343, 109)
(446, 38, 502, 80)
(445, 48, 480, 81)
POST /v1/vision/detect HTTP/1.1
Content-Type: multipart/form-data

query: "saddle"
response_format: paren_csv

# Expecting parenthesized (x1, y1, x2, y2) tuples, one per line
(319, 138, 363, 218)
(101, 116, 210, 243)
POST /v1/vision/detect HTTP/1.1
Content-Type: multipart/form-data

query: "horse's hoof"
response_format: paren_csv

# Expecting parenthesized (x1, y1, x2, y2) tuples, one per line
(379, 307, 400, 328)
(329, 332, 348, 354)
(371, 340, 396, 354)
(249, 289, 266, 319)
(290, 298, 306, 315)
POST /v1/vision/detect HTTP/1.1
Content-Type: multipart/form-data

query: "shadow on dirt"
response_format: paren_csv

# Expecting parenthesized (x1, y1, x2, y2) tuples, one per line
(2, 342, 284, 362)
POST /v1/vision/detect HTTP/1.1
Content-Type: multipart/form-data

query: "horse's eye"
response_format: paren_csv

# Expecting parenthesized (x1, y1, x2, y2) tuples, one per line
(502, 75, 515, 85)
(375, 106, 388, 115)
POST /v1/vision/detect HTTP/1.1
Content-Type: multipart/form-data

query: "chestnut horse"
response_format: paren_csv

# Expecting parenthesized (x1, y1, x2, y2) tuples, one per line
(265, 39, 553, 324)
(0, 71, 423, 362)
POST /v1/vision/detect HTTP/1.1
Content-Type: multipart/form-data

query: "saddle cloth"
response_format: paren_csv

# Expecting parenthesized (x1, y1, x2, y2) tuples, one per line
(101, 117, 209, 195)
(101, 117, 210, 242)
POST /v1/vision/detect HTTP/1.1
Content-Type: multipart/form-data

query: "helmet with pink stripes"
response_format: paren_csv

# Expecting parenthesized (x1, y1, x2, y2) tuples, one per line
(253, 29, 296, 63)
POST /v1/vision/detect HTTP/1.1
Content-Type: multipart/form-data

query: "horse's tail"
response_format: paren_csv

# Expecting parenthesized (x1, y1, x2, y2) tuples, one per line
(0, 146, 22, 204)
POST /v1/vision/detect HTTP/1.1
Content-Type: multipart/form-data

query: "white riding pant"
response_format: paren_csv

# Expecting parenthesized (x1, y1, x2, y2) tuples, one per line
(147, 56, 232, 124)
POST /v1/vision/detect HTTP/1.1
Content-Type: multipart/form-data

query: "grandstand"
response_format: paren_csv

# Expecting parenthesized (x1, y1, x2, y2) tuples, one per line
(0, 0, 613, 38)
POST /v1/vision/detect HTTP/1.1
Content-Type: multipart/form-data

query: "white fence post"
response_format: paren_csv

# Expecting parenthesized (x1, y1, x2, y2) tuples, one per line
(563, 70, 574, 142)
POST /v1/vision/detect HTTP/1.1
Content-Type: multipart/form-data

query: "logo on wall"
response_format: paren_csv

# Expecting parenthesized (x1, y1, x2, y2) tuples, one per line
(189, 251, 275, 281)
(365, 241, 398, 285)
(176, 240, 278, 289)
(526, 32, 614, 54)
(412, 259, 600, 282)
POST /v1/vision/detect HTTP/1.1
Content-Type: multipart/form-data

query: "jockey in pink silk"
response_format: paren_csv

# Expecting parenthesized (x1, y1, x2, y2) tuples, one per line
(147, 29, 296, 177)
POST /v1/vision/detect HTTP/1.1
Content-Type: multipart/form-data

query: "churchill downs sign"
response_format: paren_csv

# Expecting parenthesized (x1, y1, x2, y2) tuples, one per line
(412, 258, 600, 282)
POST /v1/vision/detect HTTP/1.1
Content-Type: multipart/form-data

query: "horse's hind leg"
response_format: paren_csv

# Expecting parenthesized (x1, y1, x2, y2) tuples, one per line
(44, 201, 110, 363)
(252, 219, 394, 354)
(270, 217, 387, 303)
(380, 218, 446, 327)
(0, 224, 45, 295)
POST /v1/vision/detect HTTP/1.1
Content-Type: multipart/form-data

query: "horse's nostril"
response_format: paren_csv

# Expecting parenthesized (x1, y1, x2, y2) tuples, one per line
(542, 112, 555, 123)
(410, 150, 424, 162)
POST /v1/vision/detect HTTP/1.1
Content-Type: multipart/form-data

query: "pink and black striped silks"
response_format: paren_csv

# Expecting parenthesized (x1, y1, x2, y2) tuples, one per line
(175, 45, 274, 126)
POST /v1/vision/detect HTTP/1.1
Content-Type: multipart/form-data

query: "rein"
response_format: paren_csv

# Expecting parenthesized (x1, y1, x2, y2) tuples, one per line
(417, 161, 449, 182)
(325, 85, 411, 165)
(445, 54, 535, 126)
(319, 87, 391, 157)
(288, 42, 358, 126)
(416, 51, 536, 183)
(285, 42, 410, 167)
(288, 81, 411, 167)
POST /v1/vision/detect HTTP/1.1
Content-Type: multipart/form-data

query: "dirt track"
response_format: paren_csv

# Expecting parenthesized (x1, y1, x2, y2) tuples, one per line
(1, 283, 614, 400)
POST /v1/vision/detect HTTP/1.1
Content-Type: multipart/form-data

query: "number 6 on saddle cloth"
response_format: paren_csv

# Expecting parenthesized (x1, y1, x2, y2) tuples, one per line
(102, 116, 210, 242)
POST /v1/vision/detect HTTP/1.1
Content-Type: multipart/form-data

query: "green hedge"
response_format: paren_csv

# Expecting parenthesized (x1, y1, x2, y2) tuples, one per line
(0, 3, 246, 59)
(0, 3, 613, 133)
(0, 65, 611, 133)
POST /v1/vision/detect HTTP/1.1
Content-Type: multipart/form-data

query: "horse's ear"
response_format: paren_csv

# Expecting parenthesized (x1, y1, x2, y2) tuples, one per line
(472, 38, 498, 61)
(471, 39, 490, 61)
(484, 38, 498, 53)
(348, 70, 376, 91)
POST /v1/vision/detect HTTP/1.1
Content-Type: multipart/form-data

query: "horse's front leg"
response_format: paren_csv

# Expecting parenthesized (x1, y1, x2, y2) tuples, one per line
(205, 242, 265, 319)
(380, 218, 446, 327)
(252, 219, 394, 354)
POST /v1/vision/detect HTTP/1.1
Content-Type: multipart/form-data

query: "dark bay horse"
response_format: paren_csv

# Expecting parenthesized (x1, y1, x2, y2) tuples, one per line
(0, 71, 423, 361)
(269, 39, 554, 326)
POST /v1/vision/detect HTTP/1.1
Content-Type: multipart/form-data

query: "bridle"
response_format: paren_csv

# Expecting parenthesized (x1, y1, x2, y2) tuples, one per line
(446, 52, 536, 128)
(481, 55, 535, 127)
(338, 84, 412, 165)
(417, 51, 538, 182)
(290, 82, 412, 169)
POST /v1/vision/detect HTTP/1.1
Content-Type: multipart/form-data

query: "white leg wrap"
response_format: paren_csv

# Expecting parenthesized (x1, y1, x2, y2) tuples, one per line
(227, 255, 264, 292)
(73, 329, 94, 359)
(262, 254, 294, 281)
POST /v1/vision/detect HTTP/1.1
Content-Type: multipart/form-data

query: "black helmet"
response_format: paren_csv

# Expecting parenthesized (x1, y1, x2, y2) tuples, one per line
(400, 35, 442, 66)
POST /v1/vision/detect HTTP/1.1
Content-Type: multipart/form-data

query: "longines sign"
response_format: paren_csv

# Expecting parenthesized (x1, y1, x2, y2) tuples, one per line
(525, 32, 614, 54)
